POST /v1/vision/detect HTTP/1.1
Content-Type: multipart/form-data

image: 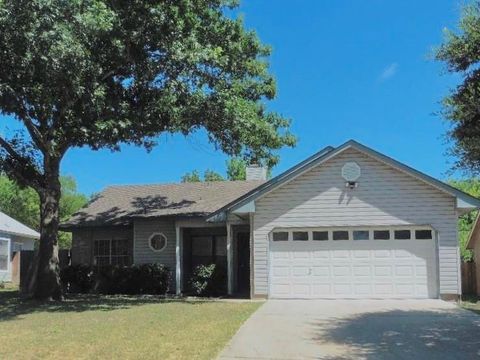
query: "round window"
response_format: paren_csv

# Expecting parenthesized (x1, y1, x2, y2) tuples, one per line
(149, 233, 167, 252)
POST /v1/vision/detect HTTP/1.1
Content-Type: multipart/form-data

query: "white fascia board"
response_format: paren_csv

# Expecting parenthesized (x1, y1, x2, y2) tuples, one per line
(232, 201, 255, 214)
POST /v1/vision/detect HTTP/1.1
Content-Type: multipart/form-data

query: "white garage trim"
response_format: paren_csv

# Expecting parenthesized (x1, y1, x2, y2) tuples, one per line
(268, 226, 439, 299)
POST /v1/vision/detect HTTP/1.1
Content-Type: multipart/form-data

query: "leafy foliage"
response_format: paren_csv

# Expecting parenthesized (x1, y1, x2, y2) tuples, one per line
(436, 3, 480, 173)
(0, 175, 88, 248)
(181, 157, 260, 182)
(189, 263, 226, 296)
(448, 179, 480, 262)
(226, 157, 247, 180)
(0, 0, 295, 298)
(60, 264, 170, 295)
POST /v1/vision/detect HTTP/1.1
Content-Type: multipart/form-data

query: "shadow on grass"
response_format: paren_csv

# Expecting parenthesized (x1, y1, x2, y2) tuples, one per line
(0, 289, 208, 322)
(311, 308, 480, 360)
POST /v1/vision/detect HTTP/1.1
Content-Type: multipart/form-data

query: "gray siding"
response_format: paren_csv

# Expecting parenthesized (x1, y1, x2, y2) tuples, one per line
(133, 218, 177, 290)
(252, 147, 459, 297)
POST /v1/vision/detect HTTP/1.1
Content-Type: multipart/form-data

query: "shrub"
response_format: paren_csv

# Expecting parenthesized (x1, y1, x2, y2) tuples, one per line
(94, 264, 170, 295)
(189, 264, 226, 296)
(60, 264, 94, 293)
(61, 264, 170, 295)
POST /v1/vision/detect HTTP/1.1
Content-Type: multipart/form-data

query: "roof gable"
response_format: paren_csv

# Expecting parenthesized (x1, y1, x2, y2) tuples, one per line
(0, 211, 39, 239)
(207, 140, 480, 221)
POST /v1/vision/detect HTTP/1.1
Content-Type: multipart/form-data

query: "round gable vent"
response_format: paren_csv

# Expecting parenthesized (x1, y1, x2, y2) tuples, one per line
(342, 162, 361, 182)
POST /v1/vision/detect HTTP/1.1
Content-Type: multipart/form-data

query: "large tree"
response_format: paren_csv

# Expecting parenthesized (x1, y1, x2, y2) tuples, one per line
(436, 3, 480, 173)
(0, 175, 88, 249)
(0, 0, 295, 299)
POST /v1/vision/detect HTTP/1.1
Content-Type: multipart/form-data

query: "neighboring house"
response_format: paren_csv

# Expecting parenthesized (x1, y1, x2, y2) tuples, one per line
(62, 140, 480, 300)
(0, 212, 39, 282)
(466, 214, 480, 296)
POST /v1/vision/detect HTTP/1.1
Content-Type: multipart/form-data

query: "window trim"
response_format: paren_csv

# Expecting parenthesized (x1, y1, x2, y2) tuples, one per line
(292, 231, 309, 241)
(269, 226, 435, 243)
(0, 238, 9, 272)
(272, 231, 289, 242)
(93, 237, 131, 266)
(148, 232, 168, 252)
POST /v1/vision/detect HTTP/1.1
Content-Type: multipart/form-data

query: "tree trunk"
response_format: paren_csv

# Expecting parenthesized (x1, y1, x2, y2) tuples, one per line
(29, 160, 62, 300)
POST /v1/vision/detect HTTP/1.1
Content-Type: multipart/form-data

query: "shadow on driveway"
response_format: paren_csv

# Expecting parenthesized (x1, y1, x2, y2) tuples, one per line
(311, 308, 480, 360)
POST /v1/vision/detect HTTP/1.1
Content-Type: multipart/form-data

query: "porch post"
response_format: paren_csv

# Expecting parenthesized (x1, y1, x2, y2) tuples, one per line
(175, 225, 182, 295)
(227, 221, 233, 295)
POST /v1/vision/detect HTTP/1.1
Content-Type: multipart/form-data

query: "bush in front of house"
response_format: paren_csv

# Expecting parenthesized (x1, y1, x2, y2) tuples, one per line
(60, 264, 170, 295)
(189, 263, 227, 296)
(95, 264, 170, 295)
(60, 264, 95, 293)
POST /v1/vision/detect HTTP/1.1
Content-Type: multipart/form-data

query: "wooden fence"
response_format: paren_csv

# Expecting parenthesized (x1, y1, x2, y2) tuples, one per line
(461, 262, 477, 296)
(19, 249, 71, 291)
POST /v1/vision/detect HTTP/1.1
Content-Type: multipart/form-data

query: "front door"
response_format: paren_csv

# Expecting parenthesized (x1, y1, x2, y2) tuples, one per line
(236, 232, 250, 296)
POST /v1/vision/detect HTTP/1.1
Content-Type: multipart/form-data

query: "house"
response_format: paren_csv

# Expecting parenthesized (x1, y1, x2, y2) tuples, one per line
(0, 212, 39, 283)
(61, 140, 480, 300)
(466, 214, 480, 295)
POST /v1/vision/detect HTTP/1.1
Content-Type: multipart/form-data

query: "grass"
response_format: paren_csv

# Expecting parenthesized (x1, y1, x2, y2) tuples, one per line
(460, 296, 480, 315)
(0, 288, 262, 360)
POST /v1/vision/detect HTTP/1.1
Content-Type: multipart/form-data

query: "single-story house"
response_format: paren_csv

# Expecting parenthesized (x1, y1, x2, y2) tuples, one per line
(62, 140, 480, 300)
(0, 212, 39, 282)
(466, 214, 480, 295)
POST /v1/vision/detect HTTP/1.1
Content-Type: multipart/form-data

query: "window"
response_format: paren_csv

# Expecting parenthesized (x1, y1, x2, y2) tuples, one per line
(415, 230, 432, 240)
(292, 231, 308, 241)
(0, 239, 8, 271)
(374, 230, 390, 240)
(332, 230, 349, 240)
(272, 232, 288, 241)
(394, 230, 411, 240)
(94, 238, 131, 267)
(312, 231, 329, 241)
(353, 230, 369, 241)
(149, 233, 167, 252)
(192, 236, 213, 256)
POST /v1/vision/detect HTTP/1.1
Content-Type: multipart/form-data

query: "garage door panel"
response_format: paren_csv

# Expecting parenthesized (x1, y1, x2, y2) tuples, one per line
(269, 227, 438, 299)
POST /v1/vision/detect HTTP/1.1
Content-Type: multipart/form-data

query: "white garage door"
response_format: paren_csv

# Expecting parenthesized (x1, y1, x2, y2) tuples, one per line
(269, 227, 438, 299)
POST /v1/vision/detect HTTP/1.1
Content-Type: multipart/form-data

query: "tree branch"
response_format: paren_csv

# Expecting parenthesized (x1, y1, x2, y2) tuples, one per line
(21, 117, 49, 154)
(0, 135, 43, 191)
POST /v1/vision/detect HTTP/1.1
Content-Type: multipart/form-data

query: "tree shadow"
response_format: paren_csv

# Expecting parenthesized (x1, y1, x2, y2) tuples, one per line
(0, 289, 208, 322)
(62, 194, 197, 227)
(311, 308, 480, 360)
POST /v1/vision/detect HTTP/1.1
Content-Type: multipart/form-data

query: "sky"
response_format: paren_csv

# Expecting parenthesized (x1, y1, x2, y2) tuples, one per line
(0, 1, 469, 195)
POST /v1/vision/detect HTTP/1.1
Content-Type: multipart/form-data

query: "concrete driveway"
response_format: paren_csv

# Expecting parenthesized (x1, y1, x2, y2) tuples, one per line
(218, 300, 480, 359)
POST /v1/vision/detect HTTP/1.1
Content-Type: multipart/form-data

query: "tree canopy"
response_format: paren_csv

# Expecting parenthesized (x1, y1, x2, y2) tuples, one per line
(436, 3, 480, 173)
(448, 179, 480, 262)
(181, 157, 250, 182)
(0, 0, 295, 299)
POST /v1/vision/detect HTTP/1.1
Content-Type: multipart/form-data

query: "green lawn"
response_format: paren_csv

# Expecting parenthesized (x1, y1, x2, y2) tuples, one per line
(0, 289, 262, 360)
(460, 297, 480, 315)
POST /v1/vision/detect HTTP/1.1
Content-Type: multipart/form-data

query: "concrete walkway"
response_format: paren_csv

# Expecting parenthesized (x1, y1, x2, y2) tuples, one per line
(218, 299, 480, 359)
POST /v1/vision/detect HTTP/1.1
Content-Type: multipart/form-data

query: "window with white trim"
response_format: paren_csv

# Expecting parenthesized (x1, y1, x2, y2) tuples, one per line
(272, 232, 288, 241)
(394, 230, 411, 240)
(415, 230, 432, 240)
(353, 230, 369, 241)
(94, 238, 131, 267)
(149, 233, 167, 252)
(332, 230, 349, 241)
(292, 231, 308, 241)
(0, 239, 8, 271)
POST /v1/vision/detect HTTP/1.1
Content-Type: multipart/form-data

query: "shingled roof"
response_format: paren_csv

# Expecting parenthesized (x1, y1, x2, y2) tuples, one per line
(61, 180, 264, 228)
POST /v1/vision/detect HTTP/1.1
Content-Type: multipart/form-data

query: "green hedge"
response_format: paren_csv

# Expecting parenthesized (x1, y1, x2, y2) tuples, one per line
(60, 264, 170, 295)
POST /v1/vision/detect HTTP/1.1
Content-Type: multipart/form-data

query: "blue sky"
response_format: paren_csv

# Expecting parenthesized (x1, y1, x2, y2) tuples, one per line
(2, 1, 468, 195)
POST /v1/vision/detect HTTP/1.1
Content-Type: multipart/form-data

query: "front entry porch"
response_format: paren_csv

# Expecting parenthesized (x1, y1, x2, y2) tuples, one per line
(175, 222, 251, 298)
